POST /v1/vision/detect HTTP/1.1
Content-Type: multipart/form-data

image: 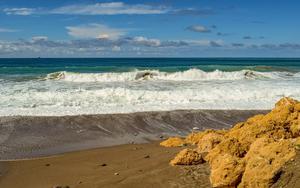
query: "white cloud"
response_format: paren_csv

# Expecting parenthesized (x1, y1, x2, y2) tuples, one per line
(51, 2, 168, 15)
(3, 8, 35, 15)
(112, 46, 121, 52)
(0, 28, 17, 32)
(185, 39, 224, 47)
(31, 36, 48, 42)
(3, 3, 214, 17)
(66, 23, 125, 40)
(186, 25, 211, 33)
(132, 36, 161, 47)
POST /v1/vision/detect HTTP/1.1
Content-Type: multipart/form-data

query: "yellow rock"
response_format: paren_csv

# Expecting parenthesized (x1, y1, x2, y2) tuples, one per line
(185, 129, 226, 146)
(170, 148, 204, 165)
(209, 154, 245, 188)
(239, 138, 296, 188)
(163, 97, 300, 187)
(197, 132, 224, 153)
(160, 137, 185, 147)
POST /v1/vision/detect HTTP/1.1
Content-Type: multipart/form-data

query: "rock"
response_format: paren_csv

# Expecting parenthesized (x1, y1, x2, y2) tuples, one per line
(114, 172, 119, 176)
(239, 138, 296, 188)
(162, 97, 300, 188)
(295, 138, 300, 150)
(192, 127, 200, 131)
(197, 132, 225, 153)
(170, 149, 204, 166)
(53, 186, 70, 188)
(160, 137, 186, 147)
(209, 154, 245, 187)
(100, 163, 107, 167)
(185, 129, 227, 145)
(144, 155, 150, 159)
(206, 138, 247, 187)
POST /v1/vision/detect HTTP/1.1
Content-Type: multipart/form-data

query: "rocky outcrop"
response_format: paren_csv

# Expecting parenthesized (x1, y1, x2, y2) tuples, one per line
(161, 97, 300, 187)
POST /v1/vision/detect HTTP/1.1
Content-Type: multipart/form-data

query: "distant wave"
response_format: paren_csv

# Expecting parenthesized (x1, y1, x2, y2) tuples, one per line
(43, 69, 295, 82)
(251, 65, 298, 72)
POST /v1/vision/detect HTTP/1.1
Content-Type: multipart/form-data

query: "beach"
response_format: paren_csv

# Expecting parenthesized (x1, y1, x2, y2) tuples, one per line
(0, 58, 300, 187)
(1, 0, 300, 185)
(0, 110, 266, 160)
(0, 142, 212, 188)
(0, 110, 264, 187)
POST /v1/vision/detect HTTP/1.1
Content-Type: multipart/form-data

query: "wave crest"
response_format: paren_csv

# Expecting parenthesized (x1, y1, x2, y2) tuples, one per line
(43, 69, 292, 82)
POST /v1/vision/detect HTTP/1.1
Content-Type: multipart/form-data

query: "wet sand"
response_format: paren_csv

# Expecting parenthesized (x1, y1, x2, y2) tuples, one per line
(0, 110, 267, 160)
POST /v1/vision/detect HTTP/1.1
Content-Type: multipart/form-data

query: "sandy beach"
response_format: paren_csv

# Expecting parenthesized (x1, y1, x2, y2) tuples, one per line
(0, 142, 212, 188)
(0, 110, 266, 187)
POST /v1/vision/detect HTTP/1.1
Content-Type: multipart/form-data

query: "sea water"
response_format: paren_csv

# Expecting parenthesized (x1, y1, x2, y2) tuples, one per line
(1, 58, 300, 116)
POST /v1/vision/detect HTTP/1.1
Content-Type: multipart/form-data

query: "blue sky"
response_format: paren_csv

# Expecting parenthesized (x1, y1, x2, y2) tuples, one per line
(0, 0, 300, 57)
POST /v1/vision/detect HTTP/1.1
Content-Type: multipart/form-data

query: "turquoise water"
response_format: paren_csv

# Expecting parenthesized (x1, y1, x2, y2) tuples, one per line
(1, 58, 300, 76)
(1, 58, 300, 116)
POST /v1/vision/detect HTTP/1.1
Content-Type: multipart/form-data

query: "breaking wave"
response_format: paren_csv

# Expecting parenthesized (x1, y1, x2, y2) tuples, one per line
(44, 69, 294, 82)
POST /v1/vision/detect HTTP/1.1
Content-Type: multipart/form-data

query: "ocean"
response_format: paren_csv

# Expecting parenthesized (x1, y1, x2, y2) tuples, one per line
(1, 58, 300, 116)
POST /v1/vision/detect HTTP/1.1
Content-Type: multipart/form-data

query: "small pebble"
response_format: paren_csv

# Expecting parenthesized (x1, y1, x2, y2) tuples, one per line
(100, 163, 107, 167)
(192, 127, 200, 131)
(53, 186, 70, 188)
(114, 172, 119, 176)
(144, 155, 150, 159)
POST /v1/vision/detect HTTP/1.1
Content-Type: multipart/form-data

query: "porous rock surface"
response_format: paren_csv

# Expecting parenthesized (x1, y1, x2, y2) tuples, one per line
(161, 97, 300, 188)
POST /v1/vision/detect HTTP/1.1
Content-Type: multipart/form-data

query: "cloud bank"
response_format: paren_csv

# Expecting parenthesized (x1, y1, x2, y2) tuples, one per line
(66, 24, 125, 40)
(51, 2, 168, 15)
(3, 2, 169, 16)
(0, 35, 225, 57)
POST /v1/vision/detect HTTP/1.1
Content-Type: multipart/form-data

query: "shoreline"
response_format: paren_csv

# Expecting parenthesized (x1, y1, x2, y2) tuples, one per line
(0, 109, 268, 160)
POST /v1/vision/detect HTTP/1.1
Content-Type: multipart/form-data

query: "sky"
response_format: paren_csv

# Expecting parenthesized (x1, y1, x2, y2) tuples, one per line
(0, 0, 300, 57)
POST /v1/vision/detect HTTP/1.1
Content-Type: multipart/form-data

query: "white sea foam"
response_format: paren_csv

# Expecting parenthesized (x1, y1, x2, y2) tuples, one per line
(44, 69, 294, 82)
(1, 70, 300, 116)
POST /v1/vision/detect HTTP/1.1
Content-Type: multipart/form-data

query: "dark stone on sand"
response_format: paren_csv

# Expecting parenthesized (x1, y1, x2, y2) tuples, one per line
(53, 186, 70, 188)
